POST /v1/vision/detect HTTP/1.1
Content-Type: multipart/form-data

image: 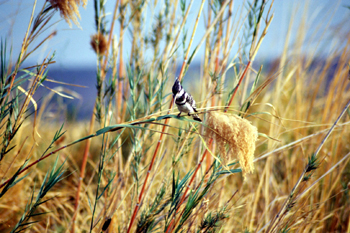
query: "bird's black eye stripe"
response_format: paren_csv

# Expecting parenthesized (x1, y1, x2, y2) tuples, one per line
(178, 94, 185, 102)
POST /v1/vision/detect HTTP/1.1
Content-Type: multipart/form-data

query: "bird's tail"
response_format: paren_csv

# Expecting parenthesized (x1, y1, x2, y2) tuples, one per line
(192, 114, 202, 122)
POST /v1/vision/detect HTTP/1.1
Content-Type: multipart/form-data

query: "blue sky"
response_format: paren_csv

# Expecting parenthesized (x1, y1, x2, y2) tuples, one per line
(0, 0, 349, 69)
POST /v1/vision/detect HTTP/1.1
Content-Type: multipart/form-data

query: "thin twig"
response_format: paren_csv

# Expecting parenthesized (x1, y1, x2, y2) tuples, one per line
(165, 138, 213, 233)
(265, 98, 350, 233)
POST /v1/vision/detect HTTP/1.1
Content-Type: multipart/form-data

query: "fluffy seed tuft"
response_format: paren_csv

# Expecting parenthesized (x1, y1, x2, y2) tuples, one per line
(206, 111, 258, 178)
(49, 0, 87, 26)
(90, 32, 108, 54)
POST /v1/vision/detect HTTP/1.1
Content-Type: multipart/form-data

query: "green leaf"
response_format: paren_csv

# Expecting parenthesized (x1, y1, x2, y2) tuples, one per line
(216, 168, 242, 175)
(97, 174, 116, 200)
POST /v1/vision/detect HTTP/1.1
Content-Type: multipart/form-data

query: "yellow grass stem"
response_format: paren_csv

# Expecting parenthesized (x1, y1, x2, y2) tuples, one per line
(165, 138, 214, 233)
(164, 0, 193, 71)
(14, 56, 50, 148)
(71, 110, 95, 232)
(266, 98, 350, 233)
(254, 121, 350, 162)
(71, 2, 120, 231)
(4, 1, 350, 232)
(206, 2, 225, 172)
(298, 151, 350, 200)
(5, 0, 37, 111)
(117, 0, 126, 123)
(223, 0, 234, 65)
(225, 61, 251, 112)
(102, 0, 119, 73)
(217, 0, 236, 92)
(165, 2, 259, 228)
(0, 143, 67, 190)
(0, 137, 27, 184)
(126, 1, 205, 232)
(17, 86, 38, 140)
(161, 0, 179, 64)
(126, 122, 168, 233)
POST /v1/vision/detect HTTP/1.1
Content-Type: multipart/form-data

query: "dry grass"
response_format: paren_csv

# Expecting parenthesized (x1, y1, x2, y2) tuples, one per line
(1, 0, 350, 233)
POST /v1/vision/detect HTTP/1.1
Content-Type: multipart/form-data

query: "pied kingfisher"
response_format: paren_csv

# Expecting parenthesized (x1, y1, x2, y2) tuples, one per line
(172, 78, 202, 122)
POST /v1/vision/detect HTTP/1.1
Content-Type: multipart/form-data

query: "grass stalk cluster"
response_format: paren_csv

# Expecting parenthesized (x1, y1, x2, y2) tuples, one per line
(1, 0, 350, 232)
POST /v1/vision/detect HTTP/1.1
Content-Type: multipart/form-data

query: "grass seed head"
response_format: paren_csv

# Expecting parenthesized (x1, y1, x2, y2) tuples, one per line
(49, 0, 87, 26)
(206, 111, 258, 178)
(90, 32, 108, 54)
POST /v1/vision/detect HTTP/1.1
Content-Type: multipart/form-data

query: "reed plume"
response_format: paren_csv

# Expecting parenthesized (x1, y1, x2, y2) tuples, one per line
(206, 111, 258, 177)
(48, 0, 87, 26)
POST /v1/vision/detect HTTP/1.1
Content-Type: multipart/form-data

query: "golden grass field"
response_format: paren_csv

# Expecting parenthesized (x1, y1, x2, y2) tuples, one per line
(1, 0, 350, 232)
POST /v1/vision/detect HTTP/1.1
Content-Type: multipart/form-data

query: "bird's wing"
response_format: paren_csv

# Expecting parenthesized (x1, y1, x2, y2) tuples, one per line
(186, 94, 196, 109)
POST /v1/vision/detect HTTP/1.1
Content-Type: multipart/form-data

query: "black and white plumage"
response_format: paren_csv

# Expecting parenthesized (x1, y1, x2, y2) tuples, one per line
(172, 78, 202, 122)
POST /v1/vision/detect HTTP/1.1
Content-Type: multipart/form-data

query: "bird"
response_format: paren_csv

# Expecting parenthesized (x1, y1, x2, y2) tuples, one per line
(172, 78, 202, 122)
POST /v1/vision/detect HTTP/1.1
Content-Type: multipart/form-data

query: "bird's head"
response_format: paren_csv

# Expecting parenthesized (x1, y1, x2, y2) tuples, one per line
(172, 78, 182, 96)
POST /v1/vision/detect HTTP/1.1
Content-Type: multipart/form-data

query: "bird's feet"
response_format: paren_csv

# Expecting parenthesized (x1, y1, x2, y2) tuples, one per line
(177, 112, 182, 118)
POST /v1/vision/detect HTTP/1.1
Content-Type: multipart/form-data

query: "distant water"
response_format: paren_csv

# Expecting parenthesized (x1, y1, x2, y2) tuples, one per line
(31, 58, 340, 121)
(37, 67, 97, 121)
(39, 65, 205, 121)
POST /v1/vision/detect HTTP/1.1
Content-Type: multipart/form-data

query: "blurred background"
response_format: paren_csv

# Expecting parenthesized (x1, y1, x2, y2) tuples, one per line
(1, 0, 349, 119)
(1, 1, 350, 232)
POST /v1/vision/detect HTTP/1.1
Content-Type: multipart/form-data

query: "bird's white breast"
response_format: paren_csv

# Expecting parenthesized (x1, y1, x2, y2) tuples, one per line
(177, 102, 193, 114)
